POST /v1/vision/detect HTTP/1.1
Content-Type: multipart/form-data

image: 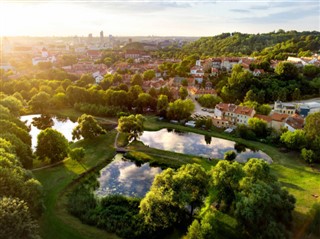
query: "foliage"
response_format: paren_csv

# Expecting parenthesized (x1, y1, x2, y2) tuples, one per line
(275, 62, 299, 80)
(140, 164, 209, 230)
(69, 147, 85, 162)
(304, 112, 320, 140)
(143, 70, 156, 81)
(167, 99, 195, 121)
(248, 117, 268, 138)
(223, 150, 236, 161)
(301, 148, 315, 164)
(179, 86, 188, 100)
(211, 160, 244, 209)
(197, 94, 222, 108)
(118, 114, 145, 141)
(28, 91, 51, 113)
(36, 128, 69, 163)
(157, 94, 169, 117)
(280, 129, 307, 150)
(72, 114, 106, 140)
(0, 197, 40, 239)
(183, 31, 320, 58)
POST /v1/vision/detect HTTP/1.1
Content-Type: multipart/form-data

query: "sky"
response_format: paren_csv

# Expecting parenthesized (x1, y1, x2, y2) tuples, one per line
(0, 0, 319, 37)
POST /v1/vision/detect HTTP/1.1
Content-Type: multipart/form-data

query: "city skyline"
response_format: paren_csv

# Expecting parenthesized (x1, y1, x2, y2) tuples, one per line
(1, 0, 319, 37)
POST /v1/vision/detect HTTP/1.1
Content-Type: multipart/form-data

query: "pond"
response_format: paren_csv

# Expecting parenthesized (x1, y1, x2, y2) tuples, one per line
(95, 154, 162, 198)
(20, 114, 78, 149)
(139, 129, 272, 163)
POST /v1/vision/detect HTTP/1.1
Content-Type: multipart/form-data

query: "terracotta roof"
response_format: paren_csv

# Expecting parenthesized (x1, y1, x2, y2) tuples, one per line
(234, 105, 254, 116)
(285, 114, 304, 129)
(271, 112, 289, 122)
(254, 114, 272, 123)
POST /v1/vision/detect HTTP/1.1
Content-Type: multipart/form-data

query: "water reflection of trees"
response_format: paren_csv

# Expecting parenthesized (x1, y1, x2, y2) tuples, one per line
(32, 114, 54, 130)
(234, 142, 246, 153)
(204, 135, 212, 145)
(55, 115, 68, 123)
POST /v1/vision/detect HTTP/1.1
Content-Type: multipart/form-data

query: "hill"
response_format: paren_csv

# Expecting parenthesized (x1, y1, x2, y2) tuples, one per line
(182, 30, 320, 59)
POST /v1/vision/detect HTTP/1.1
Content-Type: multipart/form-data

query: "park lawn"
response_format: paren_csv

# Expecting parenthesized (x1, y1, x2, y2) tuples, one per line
(143, 116, 320, 235)
(34, 132, 119, 239)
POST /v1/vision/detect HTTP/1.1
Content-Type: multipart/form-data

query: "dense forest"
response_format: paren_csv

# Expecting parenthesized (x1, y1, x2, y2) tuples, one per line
(182, 30, 320, 59)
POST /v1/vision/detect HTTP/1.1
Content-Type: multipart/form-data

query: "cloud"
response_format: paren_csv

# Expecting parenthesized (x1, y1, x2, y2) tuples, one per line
(230, 9, 251, 13)
(239, 4, 319, 24)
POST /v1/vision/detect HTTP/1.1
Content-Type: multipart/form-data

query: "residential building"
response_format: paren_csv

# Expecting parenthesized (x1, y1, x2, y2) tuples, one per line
(284, 114, 304, 132)
(214, 103, 255, 126)
(274, 101, 296, 115)
(270, 113, 289, 131)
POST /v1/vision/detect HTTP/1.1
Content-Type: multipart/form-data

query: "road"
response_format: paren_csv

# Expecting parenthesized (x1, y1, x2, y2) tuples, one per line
(188, 94, 213, 117)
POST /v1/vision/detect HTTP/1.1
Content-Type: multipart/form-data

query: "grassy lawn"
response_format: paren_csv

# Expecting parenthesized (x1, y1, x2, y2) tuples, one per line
(34, 132, 119, 239)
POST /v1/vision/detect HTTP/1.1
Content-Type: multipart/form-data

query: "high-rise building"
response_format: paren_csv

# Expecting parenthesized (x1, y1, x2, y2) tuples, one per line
(88, 33, 93, 43)
(100, 31, 104, 43)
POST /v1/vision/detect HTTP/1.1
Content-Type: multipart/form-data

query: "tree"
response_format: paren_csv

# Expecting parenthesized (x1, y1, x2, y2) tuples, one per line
(143, 70, 156, 81)
(275, 61, 299, 79)
(197, 94, 222, 108)
(140, 165, 209, 230)
(179, 86, 188, 100)
(69, 147, 85, 162)
(72, 114, 105, 140)
(0, 197, 40, 239)
(167, 99, 195, 121)
(77, 73, 95, 87)
(211, 161, 244, 209)
(301, 148, 315, 164)
(248, 117, 268, 138)
(223, 150, 236, 161)
(0, 95, 23, 116)
(118, 114, 145, 141)
(28, 92, 51, 113)
(303, 65, 319, 78)
(135, 93, 154, 113)
(280, 129, 307, 150)
(242, 158, 275, 183)
(157, 94, 168, 117)
(131, 73, 143, 86)
(235, 180, 295, 239)
(256, 104, 272, 115)
(36, 128, 69, 163)
(292, 88, 301, 101)
(310, 77, 320, 96)
(304, 112, 320, 140)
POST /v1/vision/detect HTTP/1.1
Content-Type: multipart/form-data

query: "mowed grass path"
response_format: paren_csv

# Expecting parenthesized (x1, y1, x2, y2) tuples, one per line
(34, 132, 119, 239)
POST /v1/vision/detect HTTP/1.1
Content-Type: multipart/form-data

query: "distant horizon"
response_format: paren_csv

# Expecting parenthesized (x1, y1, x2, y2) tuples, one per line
(2, 29, 319, 38)
(1, 1, 319, 37)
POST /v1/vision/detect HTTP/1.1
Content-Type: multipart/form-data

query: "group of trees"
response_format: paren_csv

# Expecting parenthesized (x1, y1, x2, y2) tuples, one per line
(69, 157, 294, 239)
(280, 112, 320, 164)
(0, 99, 43, 239)
(183, 30, 320, 58)
(35, 114, 105, 164)
(184, 159, 295, 239)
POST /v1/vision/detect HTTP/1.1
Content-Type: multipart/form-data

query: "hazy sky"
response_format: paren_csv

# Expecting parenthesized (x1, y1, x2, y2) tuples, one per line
(1, 0, 319, 36)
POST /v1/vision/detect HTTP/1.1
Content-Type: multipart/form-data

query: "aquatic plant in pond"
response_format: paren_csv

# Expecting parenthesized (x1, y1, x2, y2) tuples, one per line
(95, 154, 162, 198)
(140, 129, 272, 163)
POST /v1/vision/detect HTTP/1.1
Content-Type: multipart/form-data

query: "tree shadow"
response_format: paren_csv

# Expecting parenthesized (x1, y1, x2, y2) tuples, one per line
(281, 181, 305, 191)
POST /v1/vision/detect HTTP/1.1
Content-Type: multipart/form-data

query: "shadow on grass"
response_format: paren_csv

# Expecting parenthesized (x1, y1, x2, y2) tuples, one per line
(281, 181, 305, 191)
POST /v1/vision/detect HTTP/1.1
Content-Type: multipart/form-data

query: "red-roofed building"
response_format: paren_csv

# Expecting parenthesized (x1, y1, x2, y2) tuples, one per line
(270, 112, 289, 131)
(284, 114, 304, 132)
(214, 103, 255, 126)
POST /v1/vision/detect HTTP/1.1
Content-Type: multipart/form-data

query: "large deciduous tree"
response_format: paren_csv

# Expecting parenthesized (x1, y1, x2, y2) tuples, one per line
(36, 128, 69, 163)
(304, 112, 320, 140)
(166, 99, 195, 121)
(72, 114, 105, 140)
(28, 91, 51, 113)
(0, 197, 40, 239)
(118, 114, 145, 141)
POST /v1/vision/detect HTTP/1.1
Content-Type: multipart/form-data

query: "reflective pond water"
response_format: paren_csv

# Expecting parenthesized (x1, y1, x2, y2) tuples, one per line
(20, 114, 78, 149)
(140, 129, 272, 163)
(95, 154, 162, 198)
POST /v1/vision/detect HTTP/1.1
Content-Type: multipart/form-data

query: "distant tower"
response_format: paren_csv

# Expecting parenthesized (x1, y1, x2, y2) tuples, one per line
(100, 31, 104, 43)
(88, 33, 93, 44)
